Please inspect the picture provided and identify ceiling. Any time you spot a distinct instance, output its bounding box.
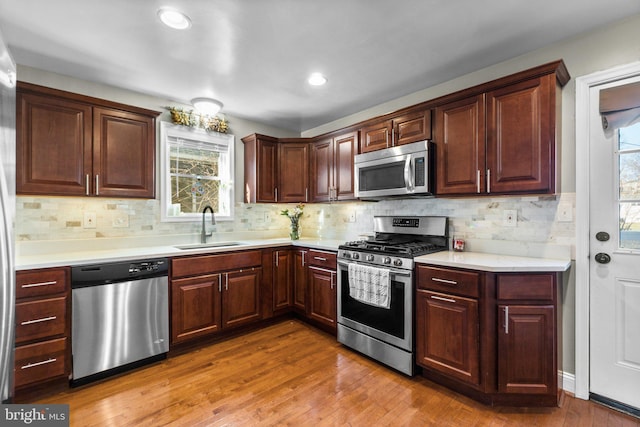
[1,1,639,133]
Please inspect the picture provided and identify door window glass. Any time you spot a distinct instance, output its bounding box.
[618,121,640,250]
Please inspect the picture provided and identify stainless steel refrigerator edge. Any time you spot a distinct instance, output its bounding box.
[0,27,16,403]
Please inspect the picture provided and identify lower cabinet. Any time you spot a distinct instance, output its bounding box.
[272,248,293,313]
[306,250,337,331]
[170,250,262,346]
[416,264,561,406]
[293,249,308,313]
[14,267,70,396]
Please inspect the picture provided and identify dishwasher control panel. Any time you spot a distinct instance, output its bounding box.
[72,258,169,288]
[129,260,166,275]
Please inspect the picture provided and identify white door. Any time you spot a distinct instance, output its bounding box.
[589,77,640,410]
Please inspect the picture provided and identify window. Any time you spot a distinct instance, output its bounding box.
[160,122,234,222]
[618,121,640,250]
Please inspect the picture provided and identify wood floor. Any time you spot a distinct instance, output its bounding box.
[36,320,639,426]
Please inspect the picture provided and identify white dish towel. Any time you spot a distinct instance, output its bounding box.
[347,263,391,309]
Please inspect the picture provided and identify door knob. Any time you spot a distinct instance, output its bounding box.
[594,253,611,264]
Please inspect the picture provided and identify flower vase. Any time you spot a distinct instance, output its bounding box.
[289,218,300,240]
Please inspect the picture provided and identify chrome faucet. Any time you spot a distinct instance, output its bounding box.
[201,205,216,243]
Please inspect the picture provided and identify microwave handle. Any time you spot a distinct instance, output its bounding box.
[404,156,414,192]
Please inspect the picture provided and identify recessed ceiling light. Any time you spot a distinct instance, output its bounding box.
[192,98,223,116]
[158,7,192,30]
[308,72,327,86]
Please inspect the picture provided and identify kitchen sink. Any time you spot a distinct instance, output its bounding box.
[174,242,243,250]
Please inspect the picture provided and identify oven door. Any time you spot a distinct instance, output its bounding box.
[337,259,413,351]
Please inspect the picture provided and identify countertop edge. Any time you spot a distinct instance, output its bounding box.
[414,251,571,273]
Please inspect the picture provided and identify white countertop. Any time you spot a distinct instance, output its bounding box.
[415,250,571,272]
[16,238,344,270]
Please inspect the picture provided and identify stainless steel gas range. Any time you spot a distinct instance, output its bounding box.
[337,216,448,376]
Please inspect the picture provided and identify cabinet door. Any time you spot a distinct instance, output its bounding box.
[307,266,336,329]
[416,290,480,386]
[486,75,554,194]
[360,120,391,153]
[393,110,432,146]
[222,268,262,329]
[257,138,279,202]
[17,91,92,196]
[434,95,486,195]
[334,131,357,201]
[171,274,221,344]
[93,107,155,198]
[498,304,555,394]
[293,250,308,312]
[279,142,309,202]
[273,250,293,312]
[310,138,333,202]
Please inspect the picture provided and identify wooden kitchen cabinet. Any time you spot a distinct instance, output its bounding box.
[310,131,358,202]
[293,248,308,313]
[434,60,569,196]
[496,273,560,402]
[278,140,310,203]
[306,250,337,332]
[17,82,158,198]
[170,250,263,345]
[14,267,70,393]
[272,248,293,313]
[243,135,309,203]
[416,264,562,406]
[416,266,481,387]
[359,109,431,153]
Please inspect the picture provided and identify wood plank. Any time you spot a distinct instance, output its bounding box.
[31,320,639,426]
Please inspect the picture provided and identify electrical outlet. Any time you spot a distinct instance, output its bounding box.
[503,209,517,227]
[557,202,573,222]
[264,212,271,222]
[112,214,129,228]
[347,211,356,223]
[83,212,97,229]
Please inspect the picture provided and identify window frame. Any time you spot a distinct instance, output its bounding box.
[160,121,235,223]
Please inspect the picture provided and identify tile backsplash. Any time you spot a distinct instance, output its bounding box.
[16,193,575,259]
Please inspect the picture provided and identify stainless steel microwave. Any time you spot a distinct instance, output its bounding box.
[354,140,434,199]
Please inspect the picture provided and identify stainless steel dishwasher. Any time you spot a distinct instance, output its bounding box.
[71,258,169,386]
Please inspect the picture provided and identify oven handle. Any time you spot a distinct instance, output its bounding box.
[337,260,412,277]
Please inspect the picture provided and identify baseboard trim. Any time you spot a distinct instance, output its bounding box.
[562,371,576,395]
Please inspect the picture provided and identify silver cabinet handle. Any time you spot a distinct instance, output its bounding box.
[225,273,229,291]
[330,272,335,290]
[314,257,327,261]
[275,250,279,267]
[21,316,57,326]
[431,277,458,286]
[218,275,222,293]
[503,306,509,334]
[430,295,456,303]
[275,187,278,202]
[95,174,100,196]
[486,169,491,193]
[21,358,57,370]
[305,188,308,202]
[476,170,481,193]
[21,280,57,289]
[85,174,90,195]
[301,251,306,266]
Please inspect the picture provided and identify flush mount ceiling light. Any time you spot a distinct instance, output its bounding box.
[308,72,327,86]
[191,97,223,116]
[158,7,192,30]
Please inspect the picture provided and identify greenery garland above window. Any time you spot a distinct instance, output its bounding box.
[167,106,229,133]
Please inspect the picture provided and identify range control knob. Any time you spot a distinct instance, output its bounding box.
[383,257,392,264]
[352,253,360,260]
[366,254,375,262]
[393,259,403,267]
[342,252,351,259]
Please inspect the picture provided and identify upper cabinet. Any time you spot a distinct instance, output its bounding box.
[242,134,309,203]
[17,82,159,198]
[359,109,431,154]
[310,131,358,202]
[434,61,569,196]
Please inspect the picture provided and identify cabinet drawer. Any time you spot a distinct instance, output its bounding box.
[16,268,68,299]
[172,250,262,278]
[307,249,337,269]
[14,337,67,388]
[496,273,556,301]
[15,297,67,343]
[417,266,479,298]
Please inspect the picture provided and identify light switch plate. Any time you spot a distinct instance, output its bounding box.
[557,202,573,222]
